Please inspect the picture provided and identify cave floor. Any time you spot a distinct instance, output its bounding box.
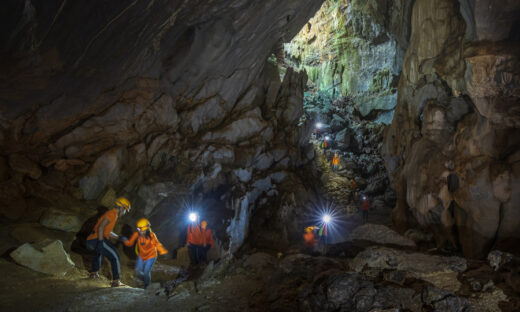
[1,146,518,312]
[2,220,519,312]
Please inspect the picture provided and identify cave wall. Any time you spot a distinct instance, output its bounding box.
[0,0,324,253]
[383,0,520,258]
[284,0,414,124]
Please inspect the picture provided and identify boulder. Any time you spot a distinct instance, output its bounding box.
[10,240,75,276]
[348,224,416,247]
[487,250,513,271]
[350,246,467,291]
[39,208,83,232]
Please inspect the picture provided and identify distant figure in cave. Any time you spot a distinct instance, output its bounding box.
[85,197,131,287]
[332,153,340,172]
[361,195,370,223]
[321,139,328,150]
[318,223,328,254]
[122,218,168,289]
[187,219,214,266]
[350,178,356,191]
[303,226,318,254]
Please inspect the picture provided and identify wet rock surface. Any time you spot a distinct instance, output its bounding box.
[382,0,520,258]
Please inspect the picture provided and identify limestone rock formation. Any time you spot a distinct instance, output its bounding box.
[383,0,520,258]
[285,0,414,121]
[0,0,324,253]
[10,240,75,276]
[39,208,83,232]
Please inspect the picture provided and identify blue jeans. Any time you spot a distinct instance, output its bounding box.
[135,256,156,288]
[86,239,120,280]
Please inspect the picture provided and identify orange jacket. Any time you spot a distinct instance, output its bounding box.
[124,231,168,261]
[187,224,203,245]
[332,156,339,165]
[87,209,118,240]
[187,225,215,248]
[350,179,356,190]
[303,232,317,247]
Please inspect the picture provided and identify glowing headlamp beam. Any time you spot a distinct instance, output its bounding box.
[322,214,331,223]
[189,212,198,222]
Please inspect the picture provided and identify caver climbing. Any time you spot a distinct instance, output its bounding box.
[122,218,168,289]
[86,197,131,287]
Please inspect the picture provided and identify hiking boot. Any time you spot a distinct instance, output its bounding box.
[111,280,126,287]
[89,272,100,279]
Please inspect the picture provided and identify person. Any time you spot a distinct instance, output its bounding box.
[350,178,356,191]
[187,220,203,266]
[86,197,131,287]
[318,223,328,254]
[361,195,370,223]
[199,220,214,264]
[303,226,317,253]
[122,218,168,289]
[321,139,328,150]
[332,153,340,172]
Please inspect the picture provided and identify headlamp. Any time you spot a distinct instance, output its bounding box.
[323,214,331,223]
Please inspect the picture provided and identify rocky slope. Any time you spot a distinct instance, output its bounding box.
[0,0,324,254]
[383,0,520,258]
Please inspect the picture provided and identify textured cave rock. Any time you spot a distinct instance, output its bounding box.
[285,0,414,122]
[0,0,324,253]
[383,0,520,258]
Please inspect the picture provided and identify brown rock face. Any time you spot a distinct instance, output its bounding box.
[0,1,324,252]
[383,0,520,258]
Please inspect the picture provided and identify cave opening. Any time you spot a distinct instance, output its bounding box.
[0,0,519,311]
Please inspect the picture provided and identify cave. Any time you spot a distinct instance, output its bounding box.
[1,0,519,311]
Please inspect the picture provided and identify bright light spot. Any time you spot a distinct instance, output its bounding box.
[316,122,323,128]
[325,136,330,140]
[189,212,197,222]
[323,214,331,223]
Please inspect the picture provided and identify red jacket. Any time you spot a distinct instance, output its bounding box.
[362,200,370,211]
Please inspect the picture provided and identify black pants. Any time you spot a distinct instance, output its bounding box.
[86,239,120,280]
[189,245,209,265]
[362,210,369,223]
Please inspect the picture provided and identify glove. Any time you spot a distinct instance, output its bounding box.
[119,236,128,242]
[95,240,104,253]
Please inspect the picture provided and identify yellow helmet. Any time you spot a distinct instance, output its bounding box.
[305,226,317,233]
[201,220,208,228]
[136,218,150,231]
[115,197,131,212]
